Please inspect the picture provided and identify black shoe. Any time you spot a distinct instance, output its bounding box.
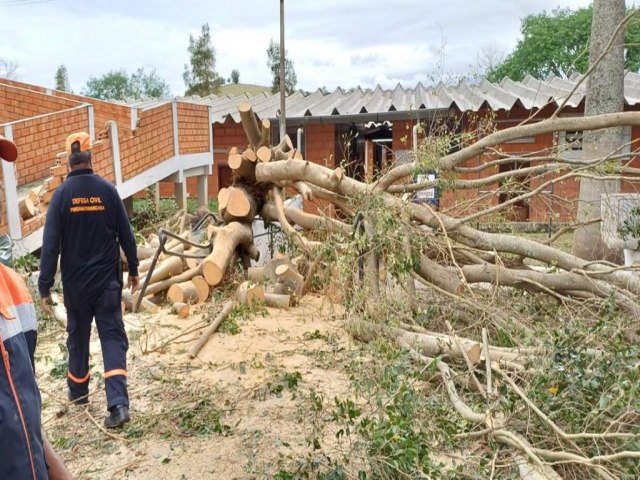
[68,391,89,406]
[104,405,130,429]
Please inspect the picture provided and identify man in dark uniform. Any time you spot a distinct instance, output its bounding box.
[38,132,139,429]
[1,134,73,479]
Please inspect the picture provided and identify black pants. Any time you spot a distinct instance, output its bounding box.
[66,281,129,409]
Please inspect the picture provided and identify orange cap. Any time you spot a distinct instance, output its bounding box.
[0,135,18,162]
[65,132,91,154]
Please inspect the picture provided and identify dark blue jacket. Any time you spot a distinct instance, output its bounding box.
[0,263,47,479]
[38,168,139,309]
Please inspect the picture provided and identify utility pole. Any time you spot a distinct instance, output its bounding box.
[279,0,286,141]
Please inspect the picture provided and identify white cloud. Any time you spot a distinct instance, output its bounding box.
[0,0,594,95]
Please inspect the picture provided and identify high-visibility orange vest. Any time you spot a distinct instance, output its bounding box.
[0,264,47,479]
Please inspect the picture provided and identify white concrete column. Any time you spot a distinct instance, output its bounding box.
[1,125,22,240]
[154,182,161,213]
[109,121,122,188]
[197,175,208,207]
[175,182,187,211]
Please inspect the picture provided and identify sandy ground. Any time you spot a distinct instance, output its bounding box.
[36,295,358,479]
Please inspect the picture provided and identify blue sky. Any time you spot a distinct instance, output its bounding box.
[0,0,593,95]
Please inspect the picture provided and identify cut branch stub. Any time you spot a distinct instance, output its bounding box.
[229,150,257,182]
[220,185,258,223]
[260,118,271,147]
[396,329,481,365]
[238,102,262,150]
[257,146,272,163]
[272,134,294,160]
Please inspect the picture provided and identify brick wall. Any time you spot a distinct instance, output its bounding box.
[1,78,131,136]
[120,103,174,181]
[305,123,336,167]
[91,138,116,183]
[392,119,417,152]
[12,107,90,186]
[177,103,210,154]
[0,82,80,124]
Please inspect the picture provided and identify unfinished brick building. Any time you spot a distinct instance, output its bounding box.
[1,78,212,254]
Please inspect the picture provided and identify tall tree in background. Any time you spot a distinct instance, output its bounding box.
[487,6,640,82]
[573,0,626,260]
[82,68,170,101]
[183,23,224,96]
[0,58,18,79]
[267,39,297,94]
[54,64,71,92]
[130,68,170,99]
[231,69,240,84]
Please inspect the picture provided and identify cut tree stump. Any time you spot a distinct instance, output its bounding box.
[237,281,265,306]
[19,197,36,220]
[167,280,200,304]
[171,302,190,318]
[274,264,304,297]
[191,275,210,303]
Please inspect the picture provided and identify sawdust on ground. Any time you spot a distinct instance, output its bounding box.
[36,294,359,479]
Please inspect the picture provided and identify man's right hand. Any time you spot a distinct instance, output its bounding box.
[40,296,54,317]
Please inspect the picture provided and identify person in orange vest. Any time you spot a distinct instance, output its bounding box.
[1,135,73,479]
[38,132,139,429]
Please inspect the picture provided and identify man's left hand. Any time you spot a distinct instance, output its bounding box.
[40,297,54,318]
[128,275,139,293]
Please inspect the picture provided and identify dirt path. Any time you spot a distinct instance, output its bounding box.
[37,295,357,479]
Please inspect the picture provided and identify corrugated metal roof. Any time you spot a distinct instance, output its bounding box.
[129,72,640,124]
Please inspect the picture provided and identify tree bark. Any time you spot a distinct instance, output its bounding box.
[238,102,262,150]
[202,222,254,286]
[573,0,626,261]
[140,256,183,286]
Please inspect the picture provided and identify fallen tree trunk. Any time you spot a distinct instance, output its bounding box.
[140,256,183,286]
[137,265,203,301]
[202,222,254,286]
